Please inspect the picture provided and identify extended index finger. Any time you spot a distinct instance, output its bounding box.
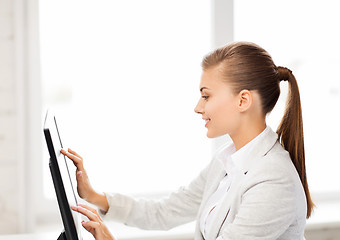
[71,205,99,222]
[60,149,83,168]
[78,204,102,221]
[68,148,83,160]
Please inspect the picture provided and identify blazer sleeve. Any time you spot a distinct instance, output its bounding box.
[218,155,307,240]
[101,161,212,230]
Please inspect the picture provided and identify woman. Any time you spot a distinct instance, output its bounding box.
[62,42,314,240]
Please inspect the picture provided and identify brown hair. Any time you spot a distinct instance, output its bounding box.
[202,41,314,218]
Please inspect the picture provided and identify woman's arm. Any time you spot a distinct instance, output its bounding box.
[102,162,212,230]
[87,191,110,213]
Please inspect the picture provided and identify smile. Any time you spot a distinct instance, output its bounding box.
[204,119,210,127]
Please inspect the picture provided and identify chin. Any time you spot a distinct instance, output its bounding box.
[206,131,223,139]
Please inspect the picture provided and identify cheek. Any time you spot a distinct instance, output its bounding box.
[208,97,236,118]
[221,102,238,119]
[209,97,239,129]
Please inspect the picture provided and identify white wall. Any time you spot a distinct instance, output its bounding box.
[0,0,40,234]
[0,0,20,234]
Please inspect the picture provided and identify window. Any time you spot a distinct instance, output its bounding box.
[234,0,340,195]
[40,0,212,203]
[36,0,338,232]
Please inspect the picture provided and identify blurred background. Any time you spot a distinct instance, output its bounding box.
[0,0,339,239]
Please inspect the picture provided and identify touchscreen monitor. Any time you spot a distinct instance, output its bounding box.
[43,110,82,240]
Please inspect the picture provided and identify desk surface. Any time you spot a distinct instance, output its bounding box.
[0,232,59,240]
[0,231,95,240]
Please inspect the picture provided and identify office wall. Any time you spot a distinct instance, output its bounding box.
[0,0,20,234]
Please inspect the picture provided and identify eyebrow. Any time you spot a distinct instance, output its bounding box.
[200,87,209,92]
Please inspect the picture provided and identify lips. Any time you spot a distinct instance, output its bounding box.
[203,118,210,127]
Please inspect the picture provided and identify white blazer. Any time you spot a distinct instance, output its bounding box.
[102,127,307,240]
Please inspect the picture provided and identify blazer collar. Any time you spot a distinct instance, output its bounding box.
[216,126,279,175]
[231,126,278,174]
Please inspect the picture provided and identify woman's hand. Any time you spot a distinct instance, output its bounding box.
[61,148,109,212]
[71,204,115,240]
[61,148,95,201]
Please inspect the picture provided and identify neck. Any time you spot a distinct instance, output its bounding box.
[230,121,266,151]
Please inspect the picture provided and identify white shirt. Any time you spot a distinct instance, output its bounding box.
[200,126,270,239]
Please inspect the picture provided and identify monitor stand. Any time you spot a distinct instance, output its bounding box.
[57,231,67,240]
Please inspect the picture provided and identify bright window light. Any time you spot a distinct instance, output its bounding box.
[40,0,212,198]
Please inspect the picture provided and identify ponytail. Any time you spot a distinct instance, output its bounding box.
[276,66,314,218]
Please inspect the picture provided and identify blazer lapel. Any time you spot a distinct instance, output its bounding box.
[195,160,226,240]
[198,160,226,218]
[205,170,245,240]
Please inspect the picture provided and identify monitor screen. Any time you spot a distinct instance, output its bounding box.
[43,110,82,240]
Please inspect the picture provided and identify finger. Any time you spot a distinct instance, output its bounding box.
[61,150,82,164]
[68,148,83,160]
[78,204,102,221]
[82,221,99,236]
[60,149,79,160]
[61,149,83,168]
[71,205,99,222]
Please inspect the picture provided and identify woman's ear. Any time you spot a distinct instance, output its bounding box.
[238,89,253,112]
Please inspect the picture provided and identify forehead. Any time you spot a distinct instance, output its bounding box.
[200,67,230,91]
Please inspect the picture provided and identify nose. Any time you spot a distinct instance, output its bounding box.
[194,98,203,115]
